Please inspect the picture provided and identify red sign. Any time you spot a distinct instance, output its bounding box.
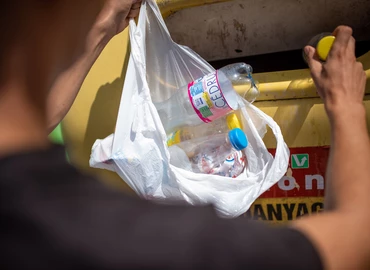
[258,147,330,199]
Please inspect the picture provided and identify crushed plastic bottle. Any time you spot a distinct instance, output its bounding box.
[154,63,258,133]
[177,128,248,178]
[167,113,243,147]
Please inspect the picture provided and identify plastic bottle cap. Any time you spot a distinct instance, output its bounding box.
[316,36,335,61]
[228,128,248,151]
[226,113,242,130]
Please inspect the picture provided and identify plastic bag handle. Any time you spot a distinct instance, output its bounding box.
[129,18,146,82]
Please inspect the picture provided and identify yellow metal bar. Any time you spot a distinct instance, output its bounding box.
[251,50,370,147]
[157,0,232,18]
[234,50,370,101]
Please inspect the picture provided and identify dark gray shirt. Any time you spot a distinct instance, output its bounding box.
[0,145,322,269]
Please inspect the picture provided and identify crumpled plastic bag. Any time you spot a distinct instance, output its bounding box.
[90,0,289,218]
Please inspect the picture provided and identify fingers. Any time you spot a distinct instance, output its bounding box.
[128,0,142,18]
[347,36,356,58]
[330,26,353,56]
[304,45,322,79]
[131,1,142,10]
[355,62,367,100]
[356,62,366,82]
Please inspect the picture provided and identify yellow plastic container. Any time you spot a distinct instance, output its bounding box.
[62,0,370,220]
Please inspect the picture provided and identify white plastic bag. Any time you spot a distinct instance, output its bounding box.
[90,0,289,218]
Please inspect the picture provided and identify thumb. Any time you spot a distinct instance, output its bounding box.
[304,46,322,78]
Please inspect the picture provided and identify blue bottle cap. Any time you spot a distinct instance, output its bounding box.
[228,128,248,151]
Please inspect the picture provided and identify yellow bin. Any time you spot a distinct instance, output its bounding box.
[62,0,370,221]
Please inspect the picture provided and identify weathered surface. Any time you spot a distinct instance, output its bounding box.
[165,0,370,61]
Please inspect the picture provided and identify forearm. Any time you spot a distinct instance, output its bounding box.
[293,27,370,269]
[292,104,370,269]
[325,104,370,212]
[46,26,110,133]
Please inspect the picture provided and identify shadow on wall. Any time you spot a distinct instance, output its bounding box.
[82,42,135,192]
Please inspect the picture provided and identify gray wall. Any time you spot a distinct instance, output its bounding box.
[165,0,370,61]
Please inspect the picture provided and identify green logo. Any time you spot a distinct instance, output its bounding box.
[199,106,213,118]
[291,154,309,169]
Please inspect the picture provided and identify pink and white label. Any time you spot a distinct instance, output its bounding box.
[188,71,232,123]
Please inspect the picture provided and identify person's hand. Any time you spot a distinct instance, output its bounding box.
[46,0,142,132]
[95,0,142,41]
[304,26,366,118]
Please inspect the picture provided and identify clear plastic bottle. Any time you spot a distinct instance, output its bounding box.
[220,63,260,103]
[167,112,242,147]
[154,63,258,133]
[178,128,248,178]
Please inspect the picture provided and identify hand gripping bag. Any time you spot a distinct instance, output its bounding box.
[90,0,290,218]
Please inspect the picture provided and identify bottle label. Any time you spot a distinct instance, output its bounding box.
[223,151,247,178]
[193,150,247,178]
[188,71,233,123]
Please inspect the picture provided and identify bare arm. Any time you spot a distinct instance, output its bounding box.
[46,0,142,133]
[46,28,108,133]
[293,26,370,269]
